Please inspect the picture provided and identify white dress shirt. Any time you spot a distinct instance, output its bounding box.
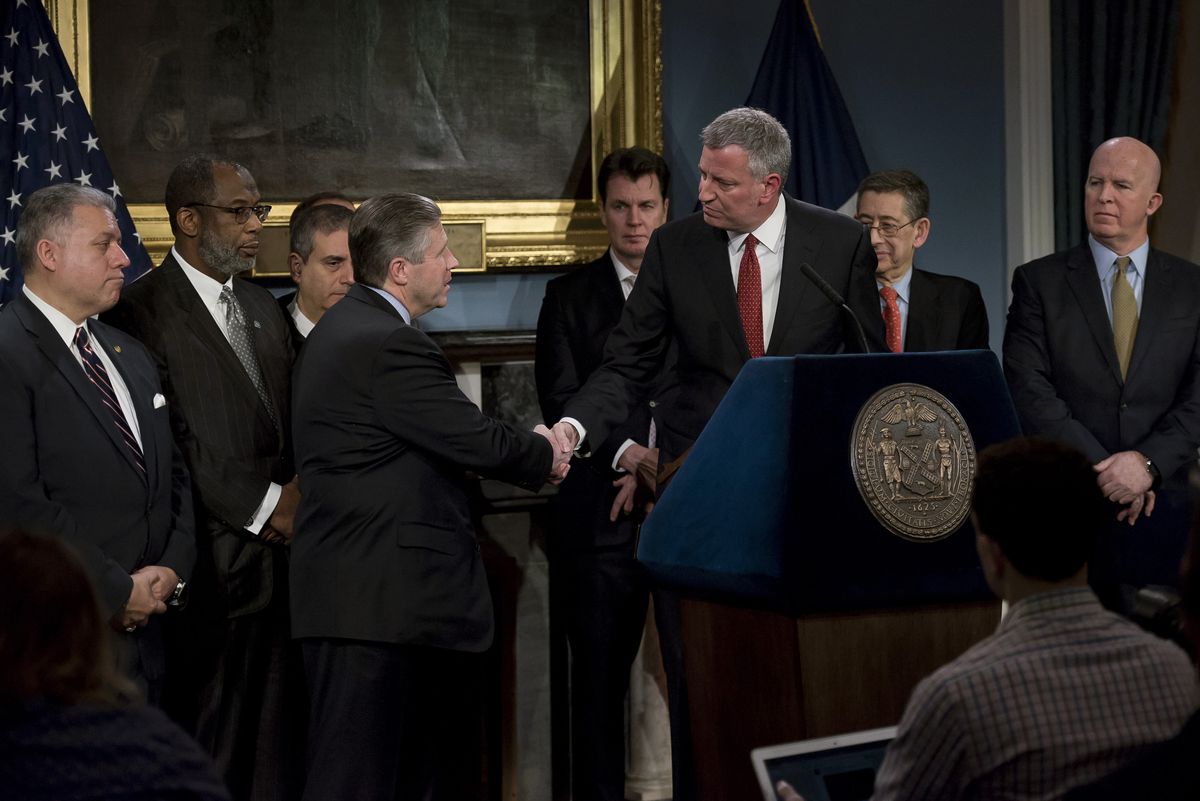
[23,285,142,448]
[174,247,279,535]
[726,197,787,350]
[287,296,316,338]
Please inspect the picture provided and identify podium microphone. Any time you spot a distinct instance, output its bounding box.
[798,262,872,353]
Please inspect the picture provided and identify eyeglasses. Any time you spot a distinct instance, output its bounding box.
[184,203,272,224]
[859,218,918,238]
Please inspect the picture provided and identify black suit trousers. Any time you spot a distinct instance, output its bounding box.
[300,639,483,801]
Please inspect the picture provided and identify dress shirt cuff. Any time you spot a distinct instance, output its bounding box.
[612,439,637,472]
[246,482,282,535]
[560,417,588,455]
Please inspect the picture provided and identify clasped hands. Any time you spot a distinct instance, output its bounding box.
[534,422,577,484]
[1094,450,1155,525]
[117,564,179,631]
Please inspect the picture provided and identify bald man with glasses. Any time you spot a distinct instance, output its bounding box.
[854,170,989,352]
[106,155,304,801]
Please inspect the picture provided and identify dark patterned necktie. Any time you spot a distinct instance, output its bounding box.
[74,326,145,475]
[737,233,764,358]
[218,285,277,426]
[880,285,903,353]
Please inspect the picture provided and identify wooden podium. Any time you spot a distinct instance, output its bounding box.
[637,352,1019,800]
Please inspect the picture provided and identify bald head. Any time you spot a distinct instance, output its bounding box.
[1084,136,1163,255]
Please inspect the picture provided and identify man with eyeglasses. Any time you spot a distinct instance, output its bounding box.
[854,170,988,352]
[106,155,304,801]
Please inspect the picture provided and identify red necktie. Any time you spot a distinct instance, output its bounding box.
[880,285,902,353]
[738,234,764,358]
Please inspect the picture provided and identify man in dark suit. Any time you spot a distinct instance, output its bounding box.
[291,193,568,801]
[854,170,988,352]
[1004,136,1200,607]
[535,146,670,801]
[551,108,878,801]
[0,184,195,702]
[277,193,355,353]
[106,156,302,801]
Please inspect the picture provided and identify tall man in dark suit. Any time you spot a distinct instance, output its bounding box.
[278,193,355,353]
[854,170,989,352]
[106,156,302,801]
[535,146,670,801]
[291,193,569,801]
[1004,136,1200,608]
[0,184,195,702]
[550,107,878,801]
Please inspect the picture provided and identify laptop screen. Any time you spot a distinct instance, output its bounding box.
[751,726,896,801]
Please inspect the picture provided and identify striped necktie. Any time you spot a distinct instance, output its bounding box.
[74,326,145,475]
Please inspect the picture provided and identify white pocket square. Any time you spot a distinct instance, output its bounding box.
[153,393,167,409]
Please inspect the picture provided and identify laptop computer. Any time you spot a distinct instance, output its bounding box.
[750,726,896,801]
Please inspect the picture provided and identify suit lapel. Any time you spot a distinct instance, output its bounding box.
[14,296,146,482]
[160,257,278,434]
[90,324,154,485]
[693,221,749,360]
[904,269,934,352]
[768,197,817,355]
[1064,246,1122,384]
[1126,249,1171,384]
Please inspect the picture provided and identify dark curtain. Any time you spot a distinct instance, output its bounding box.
[1051,0,1180,249]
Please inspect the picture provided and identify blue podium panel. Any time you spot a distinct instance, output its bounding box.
[637,350,1020,614]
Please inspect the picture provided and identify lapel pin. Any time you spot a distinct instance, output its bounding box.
[253,320,262,329]
[113,345,122,353]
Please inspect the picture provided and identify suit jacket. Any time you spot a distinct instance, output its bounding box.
[1004,244,1200,482]
[535,254,658,549]
[290,284,553,651]
[0,293,195,616]
[564,194,877,464]
[276,290,306,357]
[105,253,294,618]
[863,267,989,352]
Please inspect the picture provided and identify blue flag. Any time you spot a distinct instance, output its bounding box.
[745,0,869,211]
[0,0,150,305]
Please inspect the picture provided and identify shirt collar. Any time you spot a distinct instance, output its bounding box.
[727,196,787,254]
[22,285,83,348]
[999,586,1100,631]
[288,296,316,337]
[878,266,914,304]
[173,246,233,308]
[1088,235,1150,283]
[608,249,637,286]
[367,285,412,325]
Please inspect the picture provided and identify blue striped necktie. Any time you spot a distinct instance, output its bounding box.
[74,326,145,475]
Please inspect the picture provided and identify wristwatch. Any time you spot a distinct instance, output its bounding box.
[167,578,188,608]
[1144,458,1162,489]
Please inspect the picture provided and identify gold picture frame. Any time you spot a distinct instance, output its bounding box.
[47,0,662,274]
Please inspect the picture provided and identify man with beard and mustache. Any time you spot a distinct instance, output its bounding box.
[106,156,304,801]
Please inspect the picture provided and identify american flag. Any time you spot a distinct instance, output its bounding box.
[0,0,150,305]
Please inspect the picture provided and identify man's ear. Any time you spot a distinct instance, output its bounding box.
[912,218,931,249]
[386,256,408,286]
[175,206,202,238]
[288,252,303,283]
[34,238,58,272]
[760,172,783,205]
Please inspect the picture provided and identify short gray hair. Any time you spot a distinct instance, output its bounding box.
[350,193,441,287]
[700,107,791,182]
[16,184,116,272]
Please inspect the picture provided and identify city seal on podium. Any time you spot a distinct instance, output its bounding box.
[850,383,976,542]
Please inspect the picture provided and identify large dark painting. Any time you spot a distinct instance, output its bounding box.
[89,0,592,203]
